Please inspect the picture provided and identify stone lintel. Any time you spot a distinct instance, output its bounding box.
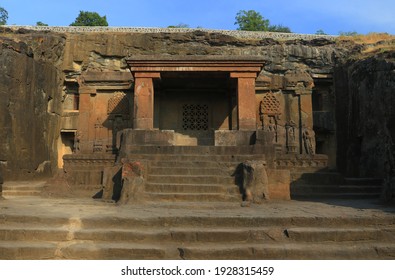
[78,86,97,94]
[134,72,161,78]
[230,72,258,78]
[129,66,262,73]
[127,56,264,75]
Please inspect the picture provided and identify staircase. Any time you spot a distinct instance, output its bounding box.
[2,181,45,197]
[1,206,395,259]
[124,146,267,202]
[291,172,383,199]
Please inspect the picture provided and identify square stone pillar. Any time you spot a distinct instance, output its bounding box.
[77,86,96,153]
[133,73,160,130]
[300,94,314,129]
[231,73,257,131]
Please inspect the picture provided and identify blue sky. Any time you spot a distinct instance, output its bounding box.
[1,0,394,35]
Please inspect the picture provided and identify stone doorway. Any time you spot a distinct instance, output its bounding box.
[154,72,233,145]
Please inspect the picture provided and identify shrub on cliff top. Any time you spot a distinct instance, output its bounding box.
[0,7,8,25]
[235,10,291,33]
[70,11,108,26]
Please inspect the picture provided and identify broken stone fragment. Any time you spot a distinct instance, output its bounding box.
[118,159,146,204]
[241,160,269,204]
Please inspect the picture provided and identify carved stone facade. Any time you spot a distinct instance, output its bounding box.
[61,55,326,199]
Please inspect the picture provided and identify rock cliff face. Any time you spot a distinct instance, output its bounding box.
[0,27,393,189]
[335,51,395,177]
[334,49,395,199]
[0,30,65,179]
[61,30,340,76]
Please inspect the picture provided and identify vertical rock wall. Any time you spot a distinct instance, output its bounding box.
[0,31,65,179]
[335,51,395,180]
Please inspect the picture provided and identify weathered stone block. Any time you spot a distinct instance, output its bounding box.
[267,169,291,200]
[241,160,269,205]
[121,129,176,146]
[214,130,256,146]
[118,160,146,204]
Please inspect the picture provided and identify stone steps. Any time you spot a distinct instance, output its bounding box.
[291,185,383,199]
[129,146,253,203]
[291,172,345,185]
[2,181,45,197]
[144,192,240,202]
[126,145,266,155]
[149,166,228,176]
[1,213,395,259]
[147,174,235,185]
[145,183,239,194]
[150,160,234,168]
[291,175,383,200]
[284,227,395,242]
[344,177,383,186]
[130,154,265,163]
[178,242,395,260]
[3,240,395,260]
[2,224,393,243]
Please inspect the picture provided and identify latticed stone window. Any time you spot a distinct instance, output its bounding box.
[182,104,209,130]
[108,92,130,115]
[260,93,281,115]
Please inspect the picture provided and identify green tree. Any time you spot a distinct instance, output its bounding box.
[235,10,269,31]
[70,11,108,26]
[36,21,48,26]
[235,10,291,33]
[0,6,8,25]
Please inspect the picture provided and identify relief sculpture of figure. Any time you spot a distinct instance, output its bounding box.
[74,131,82,153]
[285,121,297,154]
[259,100,265,130]
[302,127,316,155]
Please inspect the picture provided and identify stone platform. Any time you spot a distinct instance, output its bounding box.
[1,182,395,260]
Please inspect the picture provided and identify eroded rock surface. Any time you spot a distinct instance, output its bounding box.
[0,31,65,179]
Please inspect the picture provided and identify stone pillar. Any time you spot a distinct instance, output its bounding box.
[133,73,160,130]
[300,94,314,129]
[77,86,96,153]
[231,73,257,131]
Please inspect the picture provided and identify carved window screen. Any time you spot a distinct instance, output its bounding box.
[108,92,130,115]
[182,104,209,130]
[261,93,280,115]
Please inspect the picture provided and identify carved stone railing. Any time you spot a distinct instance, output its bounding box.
[2,25,337,41]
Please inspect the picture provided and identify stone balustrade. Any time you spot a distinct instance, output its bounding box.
[2,25,337,41]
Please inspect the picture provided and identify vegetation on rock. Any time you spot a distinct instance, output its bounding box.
[235,10,291,33]
[36,21,48,26]
[0,6,8,25]
[70,11,108,26]
[168,23,190,28]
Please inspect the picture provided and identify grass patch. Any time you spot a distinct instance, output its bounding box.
[337,32,394,44]
[337,33,395,57]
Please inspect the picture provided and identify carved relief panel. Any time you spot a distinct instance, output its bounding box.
[259,92,281,142]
